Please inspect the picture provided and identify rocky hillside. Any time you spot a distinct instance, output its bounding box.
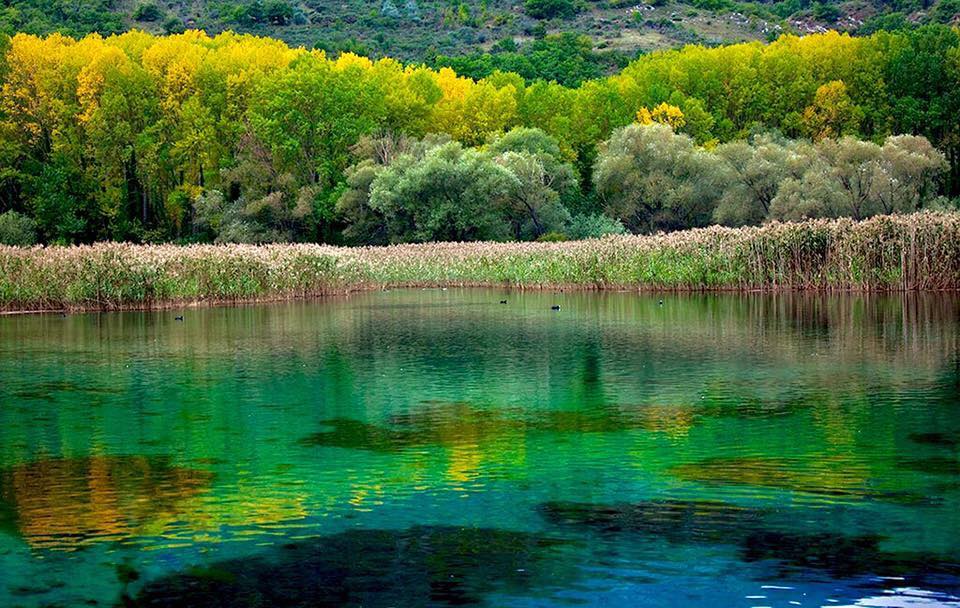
[0,0,956,70]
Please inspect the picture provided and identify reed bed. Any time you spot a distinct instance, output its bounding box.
[2,213,959,312]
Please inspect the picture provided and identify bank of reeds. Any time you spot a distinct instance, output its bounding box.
[2,213,959,312]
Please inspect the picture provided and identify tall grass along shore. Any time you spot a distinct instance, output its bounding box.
[2,213,959,312]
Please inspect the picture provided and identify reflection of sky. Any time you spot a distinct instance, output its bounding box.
[0,290,958,607]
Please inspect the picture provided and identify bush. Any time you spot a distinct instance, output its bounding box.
[0,211,38,246]
[265,0,294,25]
[566,214,627,239]
[133,3,163,22]
[162,16,185,34]
[931,0,960,23]
[524,0,578,19]
[858,12,913,34]
[812,2,841,22]
[537,231,568,241]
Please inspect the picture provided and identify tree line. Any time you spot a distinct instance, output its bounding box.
[0,27,957,246]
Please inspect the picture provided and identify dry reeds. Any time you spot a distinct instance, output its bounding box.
[2,213,958,312]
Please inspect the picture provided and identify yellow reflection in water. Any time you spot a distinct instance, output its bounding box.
[0,456,211,550]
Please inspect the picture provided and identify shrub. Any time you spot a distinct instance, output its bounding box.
[265,0,294,24]
[932,0,960,23]
[812,2,841,22]
[133,3,163,22]
[524,0,578,19]
[537,231,567,241]
[566,214,627,239]
[0,211,38,246]
[162,16,185,34]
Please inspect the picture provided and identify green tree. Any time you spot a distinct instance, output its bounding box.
[713,135,814,225]
[26,154,92,243]
[593,124,725,233]
[368,141,514,242]
[250,56,386,191]
[488,127,577,239]
[133,3,163,22]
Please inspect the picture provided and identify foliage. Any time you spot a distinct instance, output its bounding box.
[801,81,863,140]
[134,3,164,22]
[0,29,957,246]
[565,213,627,239]
[768,135,949,220]
[368,141,516,242]
[0,210,36,245]
[338,128,580,242]
[488,127,578,239]
[524,0,578,19]
[637,103,686,130]
[435,34,625,88]
[594,124,726,233]
[713,135,815,225]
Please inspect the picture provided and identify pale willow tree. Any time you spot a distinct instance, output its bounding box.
[368,141,515,242]
[872,135,949,214]
[593,123,726,233]
[714,135,816,226]
[768,168,847,221]
[488,127,578,240]
[770,135,948,221]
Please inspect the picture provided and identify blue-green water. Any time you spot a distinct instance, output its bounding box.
[0,290,958,607]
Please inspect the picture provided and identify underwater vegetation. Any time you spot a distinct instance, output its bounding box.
[539,499,960,588]
[125,525,570,607]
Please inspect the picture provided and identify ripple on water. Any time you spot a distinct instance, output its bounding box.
[669,457,939,506]
[0,456,213,550]
[538,499,960,593]
[127,525,572,607]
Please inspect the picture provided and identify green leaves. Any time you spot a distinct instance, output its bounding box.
[369,141,515,242]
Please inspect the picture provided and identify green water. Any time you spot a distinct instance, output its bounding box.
[0,290,958,607]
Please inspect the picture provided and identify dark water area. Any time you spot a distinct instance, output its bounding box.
[0,290,958,607]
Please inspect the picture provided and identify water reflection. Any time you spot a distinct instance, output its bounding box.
[540,499,960,589]
[0,290,957,608]
[670,457,937,505]
[0,456,212,549]
[911,433,960,447]
[128,525,570,607]
[299,400,676,453]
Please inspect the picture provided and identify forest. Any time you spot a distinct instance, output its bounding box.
[0,26,957,246]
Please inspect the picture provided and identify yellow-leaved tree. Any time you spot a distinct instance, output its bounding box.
[636,103,686,130]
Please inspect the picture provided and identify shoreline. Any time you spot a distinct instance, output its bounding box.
[3,282,960,316]
[3,213,959,314]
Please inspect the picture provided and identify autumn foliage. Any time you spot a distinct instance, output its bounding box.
[0,27,957,245]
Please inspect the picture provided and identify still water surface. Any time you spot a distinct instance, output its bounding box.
[0,290,958,607]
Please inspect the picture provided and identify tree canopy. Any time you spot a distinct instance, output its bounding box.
[0,28,956,245]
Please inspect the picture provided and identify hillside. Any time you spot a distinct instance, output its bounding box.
[0,0,957,70]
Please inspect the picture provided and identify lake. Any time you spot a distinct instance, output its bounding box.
[1,289,958,607]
